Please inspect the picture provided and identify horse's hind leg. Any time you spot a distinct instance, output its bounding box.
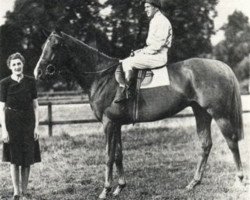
[215,117,244,184]
[186,104,212,190]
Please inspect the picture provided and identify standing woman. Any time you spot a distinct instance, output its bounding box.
[0,52,41,200]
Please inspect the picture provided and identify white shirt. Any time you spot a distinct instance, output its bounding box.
[143,11,172,55]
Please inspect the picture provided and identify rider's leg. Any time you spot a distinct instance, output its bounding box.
[114,69,135,103]
[114,53,165,103]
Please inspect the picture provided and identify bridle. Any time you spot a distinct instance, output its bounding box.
[42,33,118,78]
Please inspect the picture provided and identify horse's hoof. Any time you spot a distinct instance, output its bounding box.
[185,179,201,191]
[113,183,126,197]
[99,187,111,199]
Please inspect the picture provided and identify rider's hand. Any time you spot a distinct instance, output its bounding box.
[130,50,135,57]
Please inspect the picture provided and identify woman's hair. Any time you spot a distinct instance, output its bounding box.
[7,52,25,68]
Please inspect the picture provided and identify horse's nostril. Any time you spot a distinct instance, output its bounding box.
[46,64,55,75]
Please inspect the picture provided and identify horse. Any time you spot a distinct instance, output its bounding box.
[34,31,244,199]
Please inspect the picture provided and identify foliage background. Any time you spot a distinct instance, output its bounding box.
[0,0,249,92]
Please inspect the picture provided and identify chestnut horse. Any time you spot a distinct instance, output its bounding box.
[34,31,244,199]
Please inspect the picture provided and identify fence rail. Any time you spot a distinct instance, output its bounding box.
[1,93,250,136]
[38,100,199,136]
[38,97,250,136]
[40,101,99,136]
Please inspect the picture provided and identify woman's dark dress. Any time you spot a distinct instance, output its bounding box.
[0,75,41,166]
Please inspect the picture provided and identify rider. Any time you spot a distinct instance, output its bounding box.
[114,0,172,103]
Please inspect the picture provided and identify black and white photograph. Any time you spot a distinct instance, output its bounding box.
[0,0,249,199]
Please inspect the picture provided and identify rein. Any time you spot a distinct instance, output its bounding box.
[45,32,119,77]
[81,62,119,75]
[55,53,118,77]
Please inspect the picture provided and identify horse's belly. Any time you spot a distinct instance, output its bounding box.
[136,86,188,122]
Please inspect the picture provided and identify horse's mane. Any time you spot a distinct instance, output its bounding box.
[61,32,117,62]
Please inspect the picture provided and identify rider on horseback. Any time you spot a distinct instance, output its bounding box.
[115,0,172,103]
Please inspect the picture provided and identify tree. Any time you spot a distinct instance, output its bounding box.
[1,0,219,90]
[213,11,250,86]
[0,0,109,90]
[103,0,218,62]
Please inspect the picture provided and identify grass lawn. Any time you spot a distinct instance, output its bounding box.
[0,113,249,199]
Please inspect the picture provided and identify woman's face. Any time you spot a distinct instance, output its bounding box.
[9,58,24,76]
[144,3,158,18]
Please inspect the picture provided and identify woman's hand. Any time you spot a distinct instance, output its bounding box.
[2,129,9,143]
[34,127,39,141]
[33,99,39,141]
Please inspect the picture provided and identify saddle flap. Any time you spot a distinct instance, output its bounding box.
[141,70,154,86]
[115,65,170,89]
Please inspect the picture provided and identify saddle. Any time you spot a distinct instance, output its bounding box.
[115,65,154,88]
[115,64,168,121]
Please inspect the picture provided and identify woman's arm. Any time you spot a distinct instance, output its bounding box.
[0,102,9,143]
[33,99,40,140]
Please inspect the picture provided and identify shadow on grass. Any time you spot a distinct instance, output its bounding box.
[2,123,246,200]
[40,125,196,153]
[122,126,195,150]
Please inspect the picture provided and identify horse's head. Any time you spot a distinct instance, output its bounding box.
[34,31,68,79]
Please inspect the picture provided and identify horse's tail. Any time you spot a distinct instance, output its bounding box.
[230,74,244,141]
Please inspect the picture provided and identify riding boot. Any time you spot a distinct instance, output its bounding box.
[114,70,135,103]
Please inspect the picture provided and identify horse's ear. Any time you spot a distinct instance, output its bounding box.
[55,16,67,36]
[55,27,62,36]
[42,28,51,38]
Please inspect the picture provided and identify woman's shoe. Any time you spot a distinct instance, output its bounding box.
[13,195,20,200]
[22,193,32,200]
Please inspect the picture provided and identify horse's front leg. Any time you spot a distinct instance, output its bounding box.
[113,124,126,197]
[99,117,117,199]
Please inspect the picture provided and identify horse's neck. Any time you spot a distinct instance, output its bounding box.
[89,71,117,101]
[61,34,118,104]
[63,33,117,73]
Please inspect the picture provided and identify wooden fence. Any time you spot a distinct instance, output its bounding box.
[39,99,250,137]
[39,100,199,136]
[1,91,250,137]
[39,100,98,136]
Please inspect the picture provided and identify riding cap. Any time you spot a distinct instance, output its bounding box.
[143,0,161,9]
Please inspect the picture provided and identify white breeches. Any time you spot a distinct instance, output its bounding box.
[122,50,168,73]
